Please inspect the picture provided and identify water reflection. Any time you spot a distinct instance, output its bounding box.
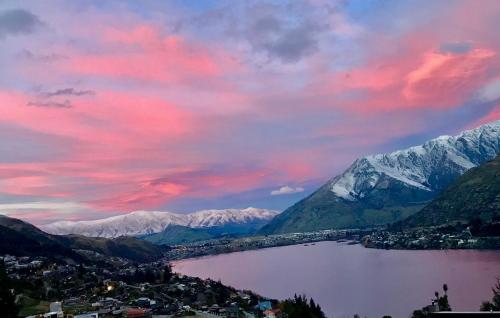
[173,241,500,318]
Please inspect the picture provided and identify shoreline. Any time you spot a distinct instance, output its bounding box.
[170,239,361,264]
[163,228,500,262]
[162,229,369,261]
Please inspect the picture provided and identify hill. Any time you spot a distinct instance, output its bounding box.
[56,235,166,263]
[260,120,500,234]
[0,215,164,263]
[398,155,500,228]
[141,224,217,245]
[0,215,86,262]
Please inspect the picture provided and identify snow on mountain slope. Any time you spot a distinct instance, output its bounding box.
[185,207,278,227]
[259,120,500,235]
[329,120,500,201]
[41,207,279,238]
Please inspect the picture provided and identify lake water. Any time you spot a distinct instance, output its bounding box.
[172,241,500,318]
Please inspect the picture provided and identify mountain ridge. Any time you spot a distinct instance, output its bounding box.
[42,207,279,238]
[260,120,500,234]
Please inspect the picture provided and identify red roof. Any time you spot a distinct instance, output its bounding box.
[126,307,151,318]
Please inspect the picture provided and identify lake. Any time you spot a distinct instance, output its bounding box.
[172,241,500,318]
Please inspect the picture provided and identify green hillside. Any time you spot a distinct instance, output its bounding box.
[141,224,217,245]
[400,156,500,228]
[259,180,427,234]
[56,234,165,263]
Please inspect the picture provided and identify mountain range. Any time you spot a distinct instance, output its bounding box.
[260,120,500,234]
[35,121,500,239]
[42,207,279,238]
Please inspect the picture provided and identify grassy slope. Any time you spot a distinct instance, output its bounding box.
[141,224,216,245]
[56,234,166,262]
[259,180,428,234]
[17,296,50,317]
[400,156,500,228]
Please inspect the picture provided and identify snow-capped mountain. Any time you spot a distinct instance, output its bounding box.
[329,120,500,201]
[185,208,278,228]
[42,207,279,238]
[260,120,500,234]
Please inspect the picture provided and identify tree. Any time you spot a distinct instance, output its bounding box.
[411,284,451,317]
[480,278,500,311]
[436,285,451,311]
[469,217,483,236]
[164,263,173,284]
[0,260,19,318]
[280,295,326,318]
[77,264,86,279]
[411,310,427,318]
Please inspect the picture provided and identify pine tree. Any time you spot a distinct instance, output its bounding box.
[164,263,173,284]
[0,260,19,318]
[281,295,325,318]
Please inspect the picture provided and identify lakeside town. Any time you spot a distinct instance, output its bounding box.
[1,210,499,318]
[363,227,500,250]
[2,222,500,318]
[163,229,368,260]
[162,224,500,261]
[0,230,362,318]
[1,253,291,318]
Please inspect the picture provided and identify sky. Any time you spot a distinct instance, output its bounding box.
[0,0,499,225]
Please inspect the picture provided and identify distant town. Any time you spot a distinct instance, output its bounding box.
[163,224,500,261]
[363,228,500,250]
[164,229,367,260]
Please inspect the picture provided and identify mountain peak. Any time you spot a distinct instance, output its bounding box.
[328,120,500,202]
[259,120,500,234]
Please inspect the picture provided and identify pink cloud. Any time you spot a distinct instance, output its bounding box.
[59,24,241,84]
[1,1,500,224]
[0,176,65,197]
[83,165,276,211]
[403,48,496,107]
[306,42,498,113]
[471,105,500,127]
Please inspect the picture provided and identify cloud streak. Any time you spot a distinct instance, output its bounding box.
[43,88,94,97]
[27,100,72,108]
